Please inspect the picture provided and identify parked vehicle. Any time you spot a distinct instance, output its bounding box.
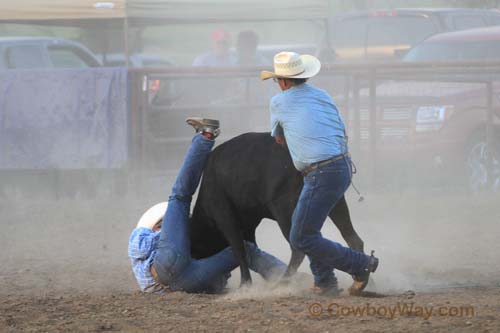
[0,37,133,198]
[98,52,183,106]
[0,37,101,69]
[328,8,500,62]
[403,25,500,62]
[355,26,500,192]
[100,53,174,68]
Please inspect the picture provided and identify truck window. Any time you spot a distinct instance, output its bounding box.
[364,16,439,60]
[451,15,486,30]
[329,18,368,60]
[5,45,46,68]
[48,47,92,68]
[488,14,500,26]
[366,16,439,47]
[403,43,453,62]
[458,42,490,60]
[404,41,500,62]
[330,18,367,48]
[103,59,126,67]
[486,41,500,59]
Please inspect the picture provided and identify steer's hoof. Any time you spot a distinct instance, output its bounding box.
[239,279,252,289]
[278,276,292,286]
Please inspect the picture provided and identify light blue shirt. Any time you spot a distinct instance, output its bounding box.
[128,227,166,293]
[192,51,236,66]
[270,83,348,171]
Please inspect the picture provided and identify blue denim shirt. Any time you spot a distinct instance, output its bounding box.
[128,227,166,293]
[270,83,348,171]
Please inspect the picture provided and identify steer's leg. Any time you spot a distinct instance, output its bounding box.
[329,195,364,253]
[283,247,306,278]
[212,208,253,286]
[270,203,306,279]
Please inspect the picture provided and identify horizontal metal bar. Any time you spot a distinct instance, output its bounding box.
[131,61,500,78]
[148,104,268,113]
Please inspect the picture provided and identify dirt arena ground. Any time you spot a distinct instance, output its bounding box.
[1,188,499,332]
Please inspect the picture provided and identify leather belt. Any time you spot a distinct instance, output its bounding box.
[301,153,349,176]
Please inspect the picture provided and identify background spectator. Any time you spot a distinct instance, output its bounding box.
[236,30,269,66]
[192,28,235,66]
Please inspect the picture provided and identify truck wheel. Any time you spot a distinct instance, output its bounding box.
[465,136,500,193]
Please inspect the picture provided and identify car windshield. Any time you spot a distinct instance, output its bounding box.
[366,16,439,46]
[331,15,439,48]
[404,40,500,61]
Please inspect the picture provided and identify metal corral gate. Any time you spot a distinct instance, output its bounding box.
[129,62,500,192]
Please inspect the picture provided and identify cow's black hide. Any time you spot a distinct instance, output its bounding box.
[190,132,364,285]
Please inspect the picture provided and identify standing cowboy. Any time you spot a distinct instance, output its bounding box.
[261,52,379,295]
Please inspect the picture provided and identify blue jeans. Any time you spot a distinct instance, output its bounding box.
[154,134,286,293]
[290,155,370,288]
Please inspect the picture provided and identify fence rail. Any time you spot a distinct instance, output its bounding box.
[129,62,500,191]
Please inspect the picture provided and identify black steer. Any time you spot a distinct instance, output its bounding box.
[190,132,364,285]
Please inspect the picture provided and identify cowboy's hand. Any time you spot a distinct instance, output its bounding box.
[275,135,286,147]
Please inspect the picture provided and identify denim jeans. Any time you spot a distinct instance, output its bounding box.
[290,155,370,288]
[154,134,286,293]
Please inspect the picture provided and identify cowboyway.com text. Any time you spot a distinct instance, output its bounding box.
[307,302,475,320]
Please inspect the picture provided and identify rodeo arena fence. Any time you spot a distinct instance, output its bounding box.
[2,1,500,197]
[129,62,500,195]
[1,62,499,197]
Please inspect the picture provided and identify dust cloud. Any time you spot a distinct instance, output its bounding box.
[220,188,500,299]
[1,143,500,298]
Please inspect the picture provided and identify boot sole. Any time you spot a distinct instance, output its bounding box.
[185,117,220,129]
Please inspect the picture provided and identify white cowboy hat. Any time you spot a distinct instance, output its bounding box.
[136,202,168,230]
[260,51,321,80]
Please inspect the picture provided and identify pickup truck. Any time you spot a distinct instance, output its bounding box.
[0,37,101,69]
[353,26,500,192]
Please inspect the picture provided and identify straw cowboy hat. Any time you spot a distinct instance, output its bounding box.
[136,202,168,230]
[260,51,321,80]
